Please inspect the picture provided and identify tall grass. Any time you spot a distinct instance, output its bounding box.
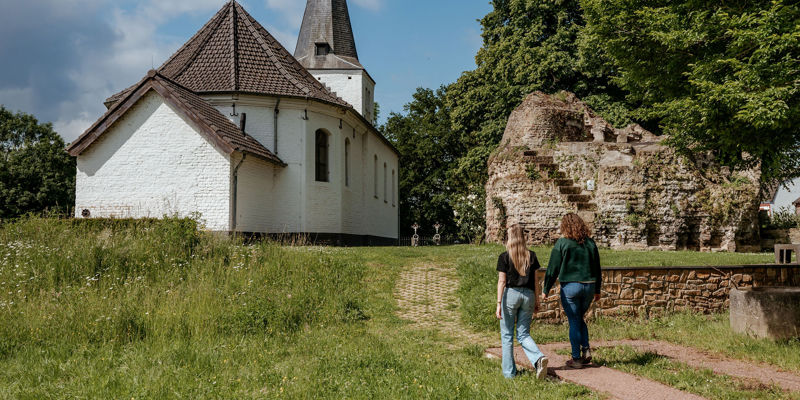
[0,217,366,359]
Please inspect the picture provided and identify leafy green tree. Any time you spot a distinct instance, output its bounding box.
[446,0,629,191]
[383,87,461,238]
[0,107,76,218]
[581,0,800,182]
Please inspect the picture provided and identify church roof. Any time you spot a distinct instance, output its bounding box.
[294,0,365,70]
[68,70,285,166]
[105,0,348,108]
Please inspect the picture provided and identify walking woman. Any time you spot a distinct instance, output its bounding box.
[496,224,548,379]
[541,213,602,369]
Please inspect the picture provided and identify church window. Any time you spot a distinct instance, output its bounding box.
[315,43,331,56]
[392,169,396,207]
[345,138,351,187]
[315,130,329,182]
[383,163,387,202]
[373,155,378,198]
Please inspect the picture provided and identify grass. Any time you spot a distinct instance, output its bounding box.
[0,217,790,398]
[590,346,798,399]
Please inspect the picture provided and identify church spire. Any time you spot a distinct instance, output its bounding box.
[294,0,363,70]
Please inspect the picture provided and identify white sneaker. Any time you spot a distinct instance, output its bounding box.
[535,356,549,380]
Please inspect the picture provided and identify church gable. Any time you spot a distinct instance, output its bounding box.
[68,71,284,166]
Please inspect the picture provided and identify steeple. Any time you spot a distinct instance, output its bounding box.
[294,0,363,70]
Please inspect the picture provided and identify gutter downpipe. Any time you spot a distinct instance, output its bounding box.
[231,153,247,233]
[273,98,281,154]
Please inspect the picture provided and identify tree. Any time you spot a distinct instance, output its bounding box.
[581,0,800,183]
[439,0,628,239]
[0,107,76,218]
[383,87,461,237]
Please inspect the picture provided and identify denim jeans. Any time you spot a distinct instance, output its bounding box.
[500,287,544,378]
[560,282,595,360]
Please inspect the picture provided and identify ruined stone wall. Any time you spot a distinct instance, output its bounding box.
[486,92,762,252]
[533,265,800,322]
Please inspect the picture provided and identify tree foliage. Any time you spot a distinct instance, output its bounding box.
[0,107,76,218]
[581,0,800,183]
[383,88,460,237]
[388,0,799,240]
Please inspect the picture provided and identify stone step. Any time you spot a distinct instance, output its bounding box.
[567,194,592,203]
[523,150,537,157]
[537,163,558,171]
[534,156,554,164]
[577,203,597,211]
[553,178,574,187]
[559,186,582,195]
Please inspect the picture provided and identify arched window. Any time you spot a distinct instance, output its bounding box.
[392,169,396,206]
[344,138,350,187]
[315,130,329,182]
[383,162,387,202]
[373,155,378,198]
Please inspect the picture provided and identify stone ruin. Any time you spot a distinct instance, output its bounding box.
[485,92,763,252]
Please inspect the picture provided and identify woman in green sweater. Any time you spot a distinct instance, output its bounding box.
[541,213,602,369]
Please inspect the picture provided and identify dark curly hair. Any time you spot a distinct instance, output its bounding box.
[560,213,591,244]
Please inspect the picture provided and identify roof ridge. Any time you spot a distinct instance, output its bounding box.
[230,3,239,92]
[159,4,229,80]
[234,3,310,97]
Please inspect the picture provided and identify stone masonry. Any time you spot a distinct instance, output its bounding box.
[534,265,800,322]
[486,92,763,252]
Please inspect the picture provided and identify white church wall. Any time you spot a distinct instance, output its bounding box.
[310,70,375,122]
[74,91,231,231]
[205,95,278,154]
[362,124,399,239]
[304,108,345,234]
[232,153,276,233]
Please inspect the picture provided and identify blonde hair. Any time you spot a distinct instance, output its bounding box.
[505,224,530,276]
[560,213,590,244]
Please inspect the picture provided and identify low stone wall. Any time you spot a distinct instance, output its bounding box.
[534,264,800,322]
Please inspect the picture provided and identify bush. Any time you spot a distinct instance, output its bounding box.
[768,208,800,229]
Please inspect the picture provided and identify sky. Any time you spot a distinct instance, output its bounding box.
[0,0,492,143]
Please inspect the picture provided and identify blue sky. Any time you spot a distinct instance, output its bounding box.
[0,0,492,142]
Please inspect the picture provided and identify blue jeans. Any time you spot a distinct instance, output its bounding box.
[560,282,595,360]
[500,287,545,378]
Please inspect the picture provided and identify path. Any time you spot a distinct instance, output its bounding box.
[394,262,493,347]
[485,345,705,400]
[593,340,800,392]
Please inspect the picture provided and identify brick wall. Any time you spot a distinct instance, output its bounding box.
[534,265,800,321]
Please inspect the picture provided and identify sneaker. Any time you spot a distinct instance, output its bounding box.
[535,356,549,380]
[566,358,584,369]
[581,347,592,364]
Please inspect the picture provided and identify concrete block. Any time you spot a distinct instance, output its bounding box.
[730,287,800,340]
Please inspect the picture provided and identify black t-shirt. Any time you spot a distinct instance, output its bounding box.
[496,250,541,290]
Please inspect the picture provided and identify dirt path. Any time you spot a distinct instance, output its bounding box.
[592,340,800,392]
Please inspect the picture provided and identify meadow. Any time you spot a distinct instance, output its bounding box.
[0,217,794,399]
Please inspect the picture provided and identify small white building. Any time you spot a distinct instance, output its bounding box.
[67,0,399,245]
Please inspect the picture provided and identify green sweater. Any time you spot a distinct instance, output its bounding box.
[543,237,602,294]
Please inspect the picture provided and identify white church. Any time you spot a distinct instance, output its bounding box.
[67,0,399,245]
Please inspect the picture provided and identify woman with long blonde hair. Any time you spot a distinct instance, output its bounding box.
[495,224,548,379]
[542,213,602,369]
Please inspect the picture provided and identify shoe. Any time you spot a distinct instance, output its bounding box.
[566,358,584,369]
[535,356,549,380]
[581,347,592,364]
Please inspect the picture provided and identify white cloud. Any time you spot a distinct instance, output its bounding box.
[54,113,95,144]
